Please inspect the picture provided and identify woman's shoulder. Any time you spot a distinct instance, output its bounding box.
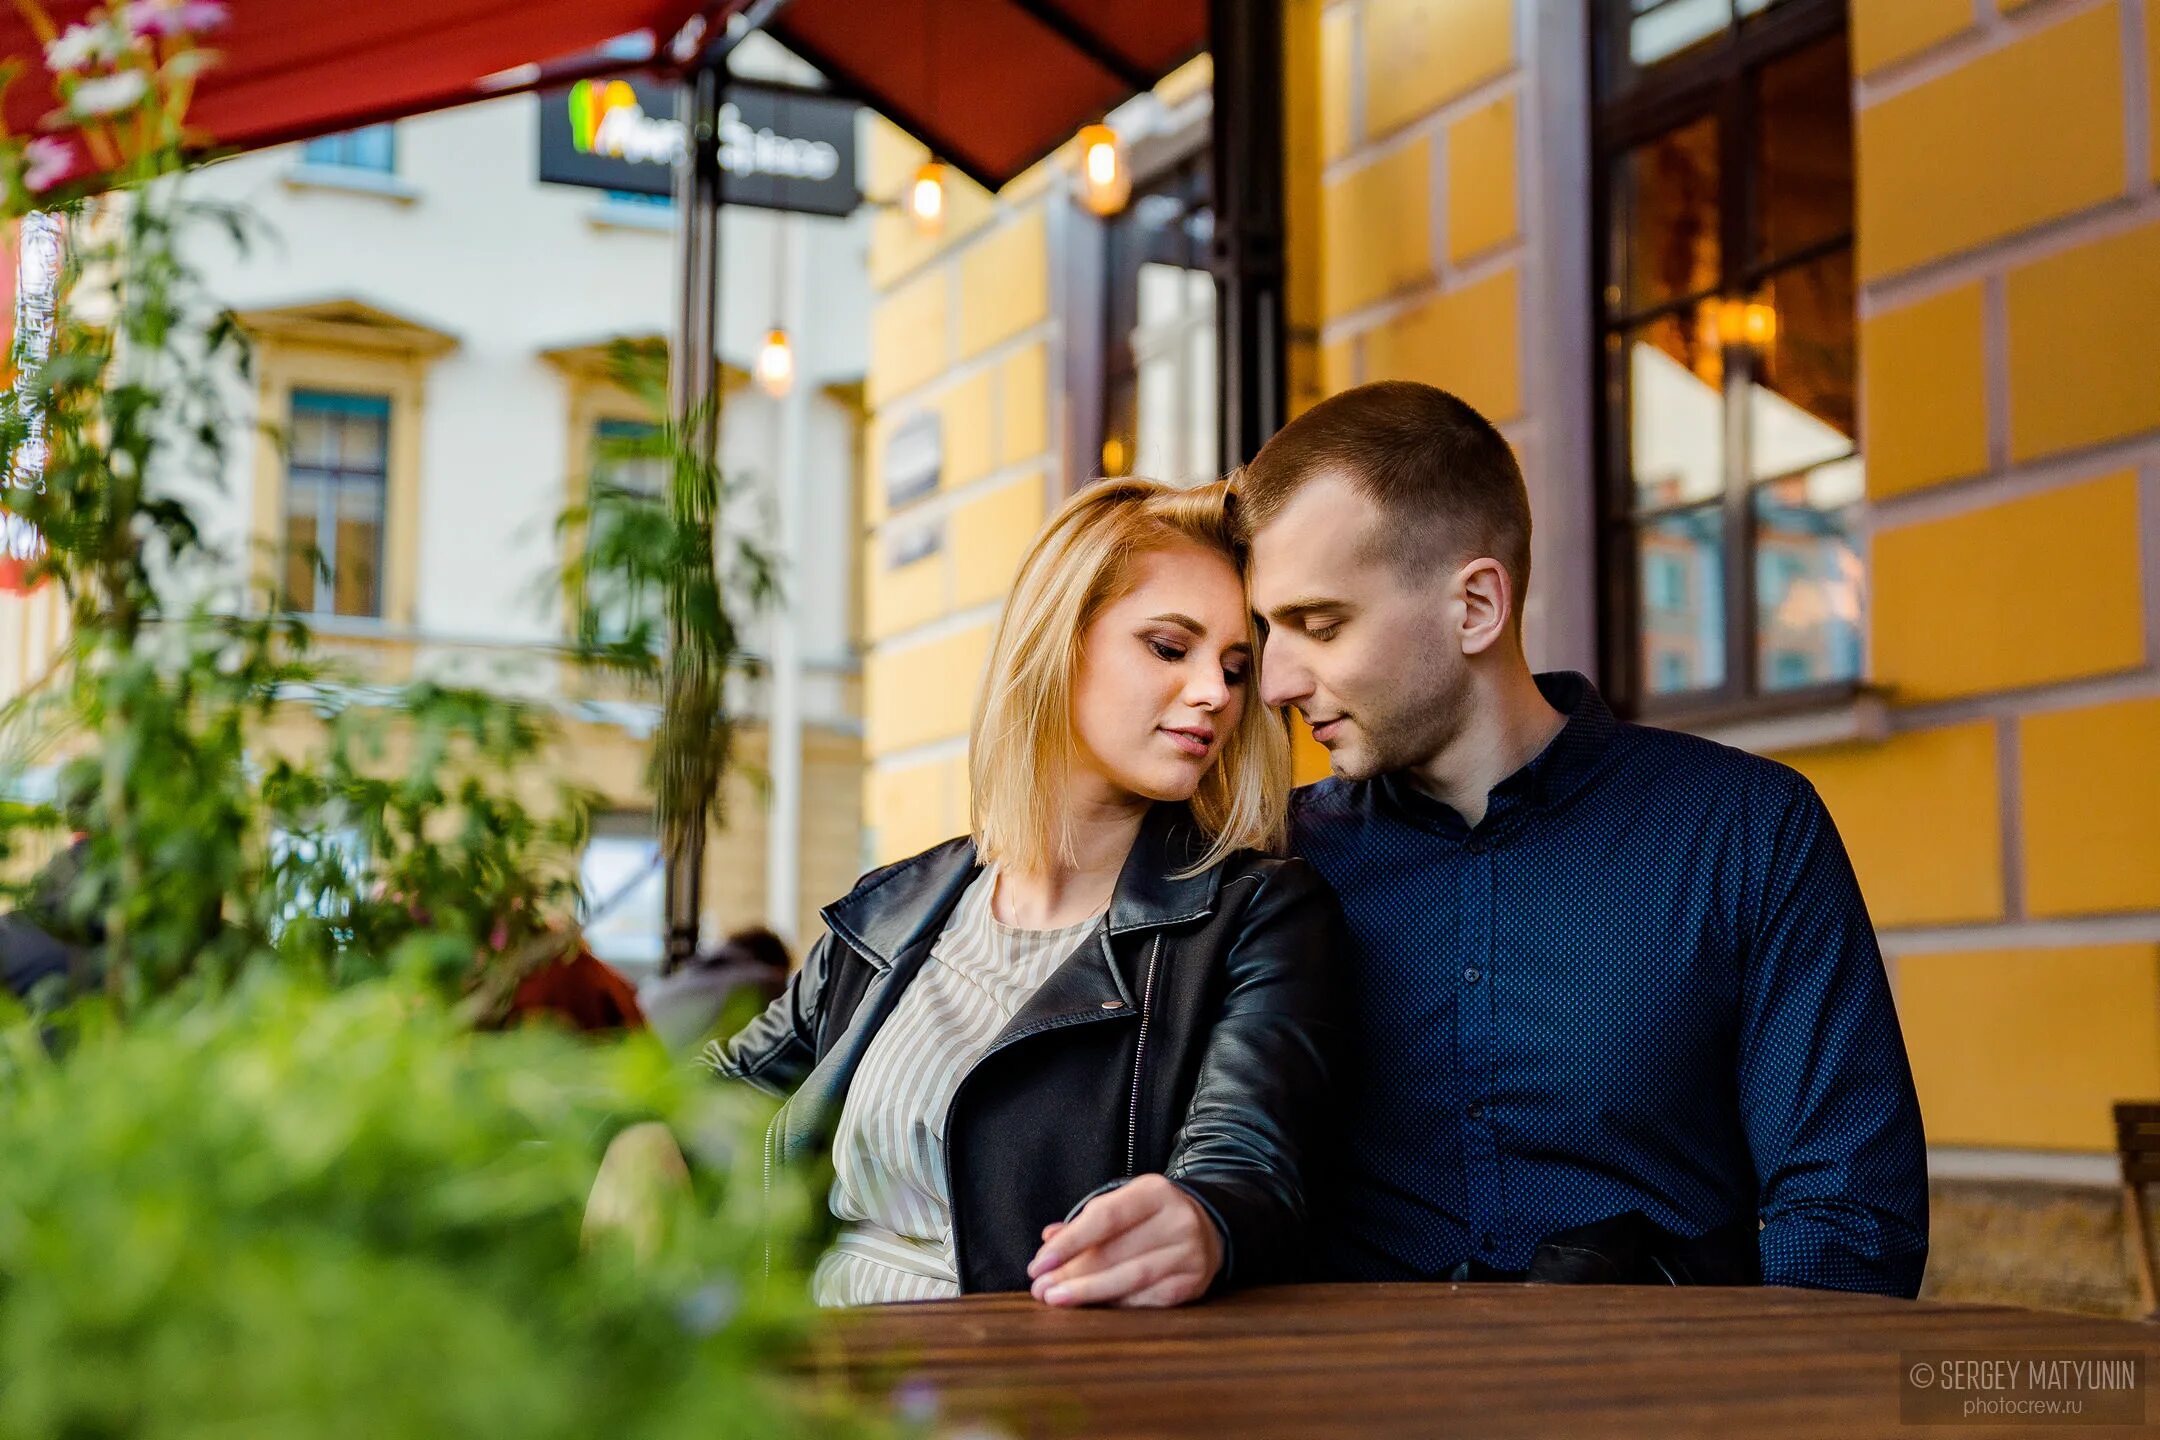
[1210,847,1335,906]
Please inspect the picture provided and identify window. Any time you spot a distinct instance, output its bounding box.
[580,813,665,972]
[282,390,390,620]
[581,416,667,646]
[302,125,396,173]
[1099,148,1218,487]
[1594,0,1860,715]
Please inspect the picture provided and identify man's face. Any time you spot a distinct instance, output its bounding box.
[1248,472,1470,782]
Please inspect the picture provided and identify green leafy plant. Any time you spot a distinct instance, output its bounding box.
[0,975,883,1440]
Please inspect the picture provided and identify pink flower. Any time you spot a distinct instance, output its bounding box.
[122,0,228,39]
[22,137,77,193]
[43,18,131,73]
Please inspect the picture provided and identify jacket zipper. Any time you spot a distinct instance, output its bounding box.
[1125,933,1162,1176]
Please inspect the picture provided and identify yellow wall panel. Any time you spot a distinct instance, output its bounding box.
[870,757,960,865]
[957,209,1049,360]
[1446,93,1519,264]
[1852,0,1974,74]
[1898,944,2160,1151]
[1781,721,2004,927]
[865,622,993,757]
[1321,4,1354,162]
[998,342,1048,465]
[867,269,949,408]
[2006,220,2160,463]
[951,473,1046,609]
[1871,471,2145,702]
[2020,696,2160,917]
[1860,282,1989,500]
[864,546,945,642]
[939,368,996,490]
[1856,2,2125,280]
[1364,266,1522,423]
[1363,0,1514,139]
[1322,138,1435,319]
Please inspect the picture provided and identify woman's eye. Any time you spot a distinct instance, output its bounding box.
[1149,639,1186,662]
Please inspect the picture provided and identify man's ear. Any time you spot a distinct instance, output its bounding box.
[1454,557,1515,656]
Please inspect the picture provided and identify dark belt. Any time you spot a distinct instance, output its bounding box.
[1446,1210,1762,1287]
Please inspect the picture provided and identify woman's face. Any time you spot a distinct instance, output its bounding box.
[1070,542,1253,808]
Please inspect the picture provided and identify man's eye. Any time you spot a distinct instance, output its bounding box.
[1308,622,1341,642]
[1224,666,1248,685]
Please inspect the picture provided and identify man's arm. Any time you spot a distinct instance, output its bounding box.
[1737,775,1929,1298]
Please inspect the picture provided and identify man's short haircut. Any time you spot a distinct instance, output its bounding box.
[1234,380,1532,610]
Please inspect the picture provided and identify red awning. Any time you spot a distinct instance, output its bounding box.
[0,1,721,157]
[767,0,1206,188]
[0,0,1203,194]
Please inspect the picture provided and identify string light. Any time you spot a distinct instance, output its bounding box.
[1076,123,1130,217]
[754,326,795,398]
[907,159,947,235]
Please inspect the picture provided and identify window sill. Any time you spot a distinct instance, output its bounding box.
[586,199,675,234]
[1659,684,1890,756]
[282,164,421,204]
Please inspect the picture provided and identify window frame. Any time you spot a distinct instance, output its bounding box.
[1589,0,1860,725]
[1094,124,1219,490]
[283,389,393,621]
[301,124,397,174]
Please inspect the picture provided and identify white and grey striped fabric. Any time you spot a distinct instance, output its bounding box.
[812,863,1106,1306]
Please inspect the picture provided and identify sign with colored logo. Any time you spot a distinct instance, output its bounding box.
[537,74,859,217]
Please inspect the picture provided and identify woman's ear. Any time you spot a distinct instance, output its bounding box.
[1454,557,1515,657]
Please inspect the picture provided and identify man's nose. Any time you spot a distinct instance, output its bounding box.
[1258,634,1311,710]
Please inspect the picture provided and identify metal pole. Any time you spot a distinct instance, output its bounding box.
[663,58,725,969]
[1210,0,1288,468]
[765,213,809,945]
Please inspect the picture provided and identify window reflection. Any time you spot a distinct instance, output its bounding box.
[1613,114,1720,315]
[1638,505,1726,695]
[1753,467,1863,691]
[1628,305,1725,508]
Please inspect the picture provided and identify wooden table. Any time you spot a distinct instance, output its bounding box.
[825,1283,2160,1438]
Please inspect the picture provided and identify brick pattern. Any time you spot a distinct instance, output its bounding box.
[1805,0,2160,1164]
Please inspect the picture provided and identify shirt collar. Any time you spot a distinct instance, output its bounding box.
[1377,671,1618,836]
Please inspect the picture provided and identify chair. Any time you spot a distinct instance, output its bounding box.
[2112,1101,2160,1318]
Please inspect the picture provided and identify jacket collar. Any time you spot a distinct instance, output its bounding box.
[817,802,1226,973]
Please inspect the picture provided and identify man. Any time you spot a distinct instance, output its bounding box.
[1238,380,1926,1296]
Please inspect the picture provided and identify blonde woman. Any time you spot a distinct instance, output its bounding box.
[710,478,1345,1308]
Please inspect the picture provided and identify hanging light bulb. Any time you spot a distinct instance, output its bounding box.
[907,160,947,236]
[754,327,796,397]
[1076,123,1131,217]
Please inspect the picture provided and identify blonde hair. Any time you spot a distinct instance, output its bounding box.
[968,477,1291,879]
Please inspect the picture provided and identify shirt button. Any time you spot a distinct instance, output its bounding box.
[1465,1102,1483,1119]
[1462,966,1481,984]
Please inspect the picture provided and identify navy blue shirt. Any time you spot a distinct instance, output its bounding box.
[1292,672,1928,1297]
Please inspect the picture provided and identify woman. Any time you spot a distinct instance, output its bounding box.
[710,478,1344,1308]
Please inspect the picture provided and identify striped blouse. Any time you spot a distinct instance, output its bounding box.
[813,863,1106,1306]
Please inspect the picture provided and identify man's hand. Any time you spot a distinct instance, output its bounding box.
[1025,1173,1223,1307]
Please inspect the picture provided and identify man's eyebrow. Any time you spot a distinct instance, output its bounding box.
[1262,596,1349,624]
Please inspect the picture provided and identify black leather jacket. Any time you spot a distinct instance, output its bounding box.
[709,802,1347,1294]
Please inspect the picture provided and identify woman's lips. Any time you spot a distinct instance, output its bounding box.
[1160,727,1213,758]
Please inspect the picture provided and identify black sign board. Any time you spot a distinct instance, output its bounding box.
[537,75,859,217]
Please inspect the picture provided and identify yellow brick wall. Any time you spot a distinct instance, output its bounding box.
[1790,0,2160,1156]
[857,113,1065,865]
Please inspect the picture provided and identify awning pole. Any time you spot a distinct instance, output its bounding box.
[663,56,725,969]
[1210,0,1288,466]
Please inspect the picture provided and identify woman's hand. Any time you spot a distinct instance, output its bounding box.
[1025,1173,1223,1307]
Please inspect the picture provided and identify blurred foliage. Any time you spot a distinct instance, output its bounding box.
[0,975,880,1440]
[557,341,779,902]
